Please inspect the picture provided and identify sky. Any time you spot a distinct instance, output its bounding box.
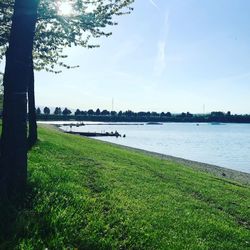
[4,0,250,114]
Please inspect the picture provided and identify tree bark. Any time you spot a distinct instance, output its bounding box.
[28,59,37,149]
[0,0,39,196]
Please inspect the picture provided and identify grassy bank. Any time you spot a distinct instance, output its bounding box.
[1,126,250,249]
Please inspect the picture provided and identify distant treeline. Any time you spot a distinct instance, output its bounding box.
[35,107,250,123]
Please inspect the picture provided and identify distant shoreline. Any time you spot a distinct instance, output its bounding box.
[36,114,250,124]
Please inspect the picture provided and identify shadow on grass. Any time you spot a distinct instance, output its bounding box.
[0,182,38,249]
[0,174,109,249]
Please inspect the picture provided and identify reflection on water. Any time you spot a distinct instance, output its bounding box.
[40,121,250,173]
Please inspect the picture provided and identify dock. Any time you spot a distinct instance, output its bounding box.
[58,122,144,127]
[66,131,121,137]
[58,123,85,127]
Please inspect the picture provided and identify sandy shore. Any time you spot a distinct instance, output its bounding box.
[45,124,250,186]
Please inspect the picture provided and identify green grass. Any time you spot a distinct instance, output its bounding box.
[1,126,250,249]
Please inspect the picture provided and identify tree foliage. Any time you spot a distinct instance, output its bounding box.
[36,107,41,115]
[0,0,134,72]
[54,107,62,115]
[43,106,50,115]
[62,107,71,116]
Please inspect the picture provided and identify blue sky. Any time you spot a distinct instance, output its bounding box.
[29,0,250,113]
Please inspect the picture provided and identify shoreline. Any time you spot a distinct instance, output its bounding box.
[112,141,250,185]
[44,124,250,186]
[106,143,250,186]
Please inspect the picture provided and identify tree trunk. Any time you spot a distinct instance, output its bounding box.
[0,0,39,196]
[28,59,37,149]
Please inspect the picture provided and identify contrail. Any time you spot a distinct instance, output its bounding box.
[154,11,170,77]
[149,0,160,10]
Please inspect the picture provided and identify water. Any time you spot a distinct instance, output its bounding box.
[41,121,250,173]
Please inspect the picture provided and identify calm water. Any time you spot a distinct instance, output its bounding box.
[42,122,250,173]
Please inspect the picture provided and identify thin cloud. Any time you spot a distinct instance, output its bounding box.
[149,0,160,10]
[154,11,170,76]
[154,41,166,76]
